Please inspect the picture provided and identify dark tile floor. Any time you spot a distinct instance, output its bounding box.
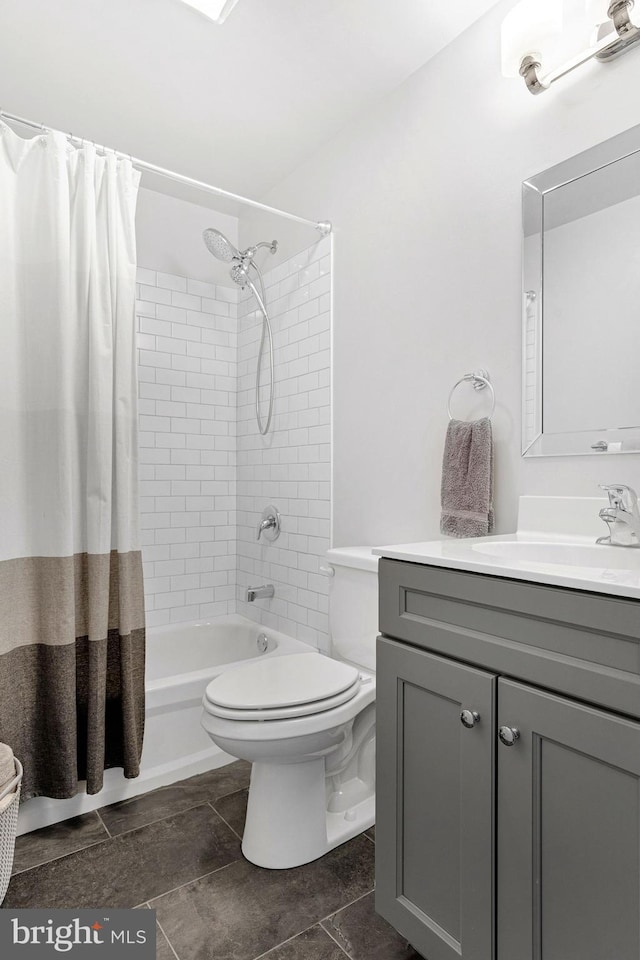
[4,762,419,960]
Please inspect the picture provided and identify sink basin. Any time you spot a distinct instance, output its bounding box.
[471,540,640,571]
[374,497,640,600]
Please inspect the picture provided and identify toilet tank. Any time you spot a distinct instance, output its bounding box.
[326,547,379,673]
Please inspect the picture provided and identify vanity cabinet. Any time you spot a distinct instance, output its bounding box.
[375,558,640,960]
[376,640,496,960]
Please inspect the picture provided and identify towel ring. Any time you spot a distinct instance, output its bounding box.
[448,369,495,422]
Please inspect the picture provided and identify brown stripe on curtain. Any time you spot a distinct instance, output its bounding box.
[0,551,145,799]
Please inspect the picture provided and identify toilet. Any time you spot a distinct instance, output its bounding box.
[201,547,378,869]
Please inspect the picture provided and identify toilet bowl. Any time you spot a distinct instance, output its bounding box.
[201,546,379,869]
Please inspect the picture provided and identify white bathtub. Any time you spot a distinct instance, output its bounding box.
[17,615,315,835]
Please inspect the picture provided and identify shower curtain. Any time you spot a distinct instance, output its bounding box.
[0,122,145,800]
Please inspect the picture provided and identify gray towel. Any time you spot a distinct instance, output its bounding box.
[440,417,494,538]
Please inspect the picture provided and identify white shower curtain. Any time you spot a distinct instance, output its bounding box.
[0,121,146,799]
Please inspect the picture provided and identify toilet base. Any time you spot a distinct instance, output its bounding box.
[241,759,375,869]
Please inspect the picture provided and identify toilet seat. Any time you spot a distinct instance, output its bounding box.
[204,653,360,721]
[204,681,362,721]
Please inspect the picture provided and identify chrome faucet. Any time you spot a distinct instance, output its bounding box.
[246,584,275,602]
[257,515,278,540]
[597,484,640,547]
[256,505,281,542]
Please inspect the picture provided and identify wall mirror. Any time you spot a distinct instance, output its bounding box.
[522,124,640,457]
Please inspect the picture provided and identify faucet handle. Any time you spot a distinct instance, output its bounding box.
[256,505,281,542]
[599,484,639,513]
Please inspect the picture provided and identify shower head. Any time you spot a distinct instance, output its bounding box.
[202,228,240,263]
[230,263,249,287]
[231,263,269,316]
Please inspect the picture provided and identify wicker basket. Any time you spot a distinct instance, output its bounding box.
[0,757,22,905]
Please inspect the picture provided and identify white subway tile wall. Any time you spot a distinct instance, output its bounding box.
[136,237,332,647]
[136,268,238,627]
[236,236,332,652]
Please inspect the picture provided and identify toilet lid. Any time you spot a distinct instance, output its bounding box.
[204,679,362,721]
[204,653,359,711]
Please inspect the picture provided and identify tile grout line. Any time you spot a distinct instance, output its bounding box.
[207,800,244,842]
[250,886,375,960]
[96,798,222,841]
[94,809,112,839]
[99,802,208,840]
[233,875,375,960]
[11,803,244,900]
[317,888,379,959]
[156,918,181,960]
[88,771,250,840]
[318,887,376,927]
[250,920,350,960]
[210,774,251,804]
[10,835,112,878]
[147,857,241,907]
[11,799,222,877]
[317,921,352,959]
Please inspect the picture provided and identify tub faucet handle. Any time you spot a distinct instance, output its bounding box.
[257,516,277,539]
[257,505,281,542]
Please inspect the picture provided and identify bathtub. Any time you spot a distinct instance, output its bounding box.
[17,615,315,835]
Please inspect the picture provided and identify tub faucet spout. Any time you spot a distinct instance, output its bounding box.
[246,584,275,602]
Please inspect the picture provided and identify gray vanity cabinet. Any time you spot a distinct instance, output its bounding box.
[376,638,495,960]
[497,679,640,960]
[376,558,640,960]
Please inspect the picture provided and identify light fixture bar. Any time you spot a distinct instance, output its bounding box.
[596,0,640,58]
[518,0,640,94]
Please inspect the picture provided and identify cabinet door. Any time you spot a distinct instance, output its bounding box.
[376,637,496,960]
[498,679,640,960]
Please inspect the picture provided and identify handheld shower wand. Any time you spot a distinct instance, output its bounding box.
[202,228,278,436]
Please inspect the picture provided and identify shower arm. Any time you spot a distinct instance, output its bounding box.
[239,240,278,264]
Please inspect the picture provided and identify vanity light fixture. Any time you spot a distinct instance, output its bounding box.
[178,0,240,24]
[502,0,640,94]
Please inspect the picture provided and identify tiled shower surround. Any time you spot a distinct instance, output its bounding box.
[136,236,332,649]
[236,237,332,652]
[136,269,238,628]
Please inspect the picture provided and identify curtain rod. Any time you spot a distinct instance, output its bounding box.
[0,109,331,236]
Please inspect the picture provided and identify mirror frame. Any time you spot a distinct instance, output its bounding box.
[522,123,640,458]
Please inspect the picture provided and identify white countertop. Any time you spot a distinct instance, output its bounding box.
[372,497,640,602]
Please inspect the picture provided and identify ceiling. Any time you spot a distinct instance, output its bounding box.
[0,0,501,204]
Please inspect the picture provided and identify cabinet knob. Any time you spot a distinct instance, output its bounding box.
[498,725,520,747]
[460,709,481,729]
